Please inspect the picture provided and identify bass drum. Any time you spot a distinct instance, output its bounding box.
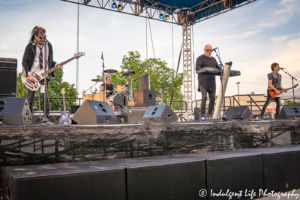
[93,92,105,101]
[82,94,94,103]
[107,94,128,111]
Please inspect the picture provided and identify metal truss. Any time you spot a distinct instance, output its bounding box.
[61,0,179,24]
[182,23,193,115]
[61,0,256,25]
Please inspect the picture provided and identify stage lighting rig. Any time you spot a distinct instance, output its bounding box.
[111,1,117,8]
[118,3,123,10]
[83,0,91,4]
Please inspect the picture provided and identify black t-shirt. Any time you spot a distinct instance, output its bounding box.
[267,71,282,91]
[101,83,114,97]
[195,55,220,91]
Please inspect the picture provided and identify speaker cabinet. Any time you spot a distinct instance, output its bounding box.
[143,105,178,123]
[206,153,263,200]
[224,106,251,119]
[72,100,117,124]
[0,57,17,98]
[278,106,300,119]
[262,147,300,192]
[140,74,150,90]
[123,106,148,123]
[0,161,126,200]
[134,90,156,107]
[69,105,80,114]
[0,98,32,126]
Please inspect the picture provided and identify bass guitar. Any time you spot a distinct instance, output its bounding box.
[268,83,298,99]
[22,52,85,91]
[59,88,71,125]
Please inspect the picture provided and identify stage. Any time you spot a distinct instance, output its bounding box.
[1,120,300,166]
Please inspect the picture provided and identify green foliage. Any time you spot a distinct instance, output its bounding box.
[282,100,300,106]
[17,69,78,111]
[105,51,184,109]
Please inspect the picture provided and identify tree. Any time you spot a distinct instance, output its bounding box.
[17,69,78,112]
[107,51,184,109]
[282,100,300,106]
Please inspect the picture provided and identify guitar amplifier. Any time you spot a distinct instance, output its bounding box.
[134,90,156,107]
[0,57,17,98]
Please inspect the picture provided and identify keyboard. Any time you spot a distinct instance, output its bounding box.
[196,67,241,77]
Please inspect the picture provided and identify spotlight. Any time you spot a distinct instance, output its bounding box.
[159,13,164,19]
[166,14,170,20]
[112,2,117,9]
[118,3,123,10]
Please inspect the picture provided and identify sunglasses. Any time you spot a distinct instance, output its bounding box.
[205,49,212,52]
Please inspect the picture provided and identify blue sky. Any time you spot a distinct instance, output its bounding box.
[0,0,299,100]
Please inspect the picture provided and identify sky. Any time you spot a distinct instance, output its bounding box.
[0,0,300,101]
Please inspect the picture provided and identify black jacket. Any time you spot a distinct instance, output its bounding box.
[22,41,56,77]
[196,55,220,92]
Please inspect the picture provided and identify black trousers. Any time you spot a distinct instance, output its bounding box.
[260,94,281,119]
[27,86,50,116]
[200,85,216,115]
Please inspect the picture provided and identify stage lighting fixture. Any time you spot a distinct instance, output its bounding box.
[165,14,170,20]
[118,3,123,10]
[112,2,117,9]
[159,13,164,19]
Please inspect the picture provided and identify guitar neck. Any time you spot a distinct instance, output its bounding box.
[44,56,75,76]
[63,94,66,116]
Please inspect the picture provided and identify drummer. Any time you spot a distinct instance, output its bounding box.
[99,75,116,97]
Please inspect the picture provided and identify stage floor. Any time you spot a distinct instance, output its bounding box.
[0,120,300,165]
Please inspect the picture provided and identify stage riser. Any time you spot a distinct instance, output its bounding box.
[1,146,300,200]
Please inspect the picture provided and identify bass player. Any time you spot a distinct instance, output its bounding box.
[22,26,63,117]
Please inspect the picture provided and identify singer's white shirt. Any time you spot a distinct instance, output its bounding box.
[28,42,47,75]
[28,41,48,93]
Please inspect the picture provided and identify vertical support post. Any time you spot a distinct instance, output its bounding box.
[213,62,232,119]
[182,23,193,118]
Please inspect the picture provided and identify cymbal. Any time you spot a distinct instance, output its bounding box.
[123,71,135,77]
[91,79,103,82]
[104,69,118,73]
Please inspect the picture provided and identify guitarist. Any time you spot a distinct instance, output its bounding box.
[260,63,287,119]
[22,26,63,117]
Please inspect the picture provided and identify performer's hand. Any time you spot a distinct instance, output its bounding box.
[57,62,63,69]
[275,90,280,95]
[284,89,288,93]
[28,75,36,83]
[106,90,111,93]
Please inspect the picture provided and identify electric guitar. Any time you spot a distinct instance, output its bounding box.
[268,83,299,99]
[22,52,85,91]
[59,88,71,125]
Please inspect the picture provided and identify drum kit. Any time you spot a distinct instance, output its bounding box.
[82,69,136,111]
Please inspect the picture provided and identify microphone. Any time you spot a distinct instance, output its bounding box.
[279,67,285,69]
[212,47,218,51]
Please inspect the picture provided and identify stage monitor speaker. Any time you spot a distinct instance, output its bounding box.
[143,105,178,123]
[134,90,156,107]
[278,106,300,119]
[0,57,17,98]
[72,100,117,124]
[0,98,32,126]
[224,106,251,119]
[140,74,150,90]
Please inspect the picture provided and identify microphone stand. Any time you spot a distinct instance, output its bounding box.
[213,49,226,118]
[282,68,297,105]
[102,52,106,102]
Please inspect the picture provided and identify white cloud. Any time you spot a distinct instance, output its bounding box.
[271,36,287,44]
